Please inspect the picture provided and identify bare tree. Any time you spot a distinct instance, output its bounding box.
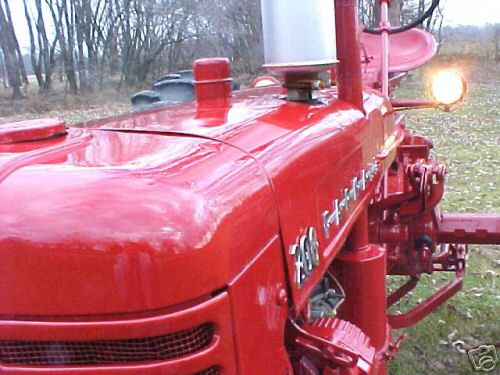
[495,24,500,62]
[60,0,78,93]
[23,0,44,91]
[29,0,60,92]
[43,0,79,93]
[3,0,28,85]
[389,0,402,26]
[0,0,25,98]
[0,50,7,88]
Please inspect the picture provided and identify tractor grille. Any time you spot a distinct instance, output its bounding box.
[0,323,214,366]
[195,366,221,375]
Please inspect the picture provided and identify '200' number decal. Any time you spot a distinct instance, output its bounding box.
[289,227,320,288]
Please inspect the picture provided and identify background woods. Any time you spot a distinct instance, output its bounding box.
[0,0,264,98]
[0,0,498,99]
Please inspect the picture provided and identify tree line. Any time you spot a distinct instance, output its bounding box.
[0,0,495,100]
[0,0,263,98]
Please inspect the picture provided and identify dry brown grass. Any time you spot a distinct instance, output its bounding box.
[0,81,134,126]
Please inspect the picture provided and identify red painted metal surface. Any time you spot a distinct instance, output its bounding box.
[0,80,397,374]
[1,0,499,374]
[334,243,389,374]
[0,129,278,316]
[0,119,66,144]
[193,58,232,108]
[360,28,437,84]
[0,85,399,374]
[288,316,375,373]
[51,86,393,317]
[334,0,364,111]
[0,292,238,374]
[388,270,464,329]
[438,213,500,244]
[228,237,292,374]
[380,0,390,97]
[0,133,92,185]
[388,244,466,329]
[390,99,438,110]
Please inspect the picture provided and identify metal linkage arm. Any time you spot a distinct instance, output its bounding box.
[438,213,500,245]
[388,245,466,329]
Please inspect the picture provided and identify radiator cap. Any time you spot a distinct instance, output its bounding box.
[0,119,67,144]
[193,58,232,108]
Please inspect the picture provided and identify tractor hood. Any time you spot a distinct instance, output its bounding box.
[0,85,388,317]
[0,126,278,317]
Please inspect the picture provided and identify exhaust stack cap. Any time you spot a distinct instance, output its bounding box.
[261,0,338,76]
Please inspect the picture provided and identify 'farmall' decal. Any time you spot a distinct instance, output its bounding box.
[322,159,379,239]
[290,159,379,288]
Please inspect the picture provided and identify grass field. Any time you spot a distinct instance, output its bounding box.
[0,59,498,374]
[388,61,499,374]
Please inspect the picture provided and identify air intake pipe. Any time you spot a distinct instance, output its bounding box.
[261,0,337,73]
[260,0,363,110]
[260,0,338,101]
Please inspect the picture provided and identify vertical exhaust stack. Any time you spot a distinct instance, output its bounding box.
[334,0,364,111]
[261,0,338,101]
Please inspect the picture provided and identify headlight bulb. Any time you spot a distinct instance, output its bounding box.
[431,69,467,107]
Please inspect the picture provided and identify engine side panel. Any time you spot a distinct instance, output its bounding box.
[251,93,394,314]
[228,235,291,374]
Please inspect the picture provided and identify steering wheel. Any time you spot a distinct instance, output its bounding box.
[363,0,441,34]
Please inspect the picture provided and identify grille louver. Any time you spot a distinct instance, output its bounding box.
[0,323,214,366]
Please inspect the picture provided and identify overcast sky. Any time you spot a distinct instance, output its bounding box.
[444,0,499,26]
[7,0,500,52]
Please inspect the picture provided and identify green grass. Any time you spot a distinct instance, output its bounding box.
[388,63,500,374]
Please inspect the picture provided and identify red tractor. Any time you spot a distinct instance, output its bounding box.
[0,0,498,374]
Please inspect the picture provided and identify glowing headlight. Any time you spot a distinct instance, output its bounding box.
[431,70,467,107]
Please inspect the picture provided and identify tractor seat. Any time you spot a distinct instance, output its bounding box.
[360,28,437,84]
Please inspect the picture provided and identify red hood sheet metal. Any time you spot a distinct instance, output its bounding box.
[85,86,389,314]
[0,129,278,316]
[0,86,391,317]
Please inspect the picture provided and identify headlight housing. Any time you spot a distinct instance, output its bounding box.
[430,69,467,108]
